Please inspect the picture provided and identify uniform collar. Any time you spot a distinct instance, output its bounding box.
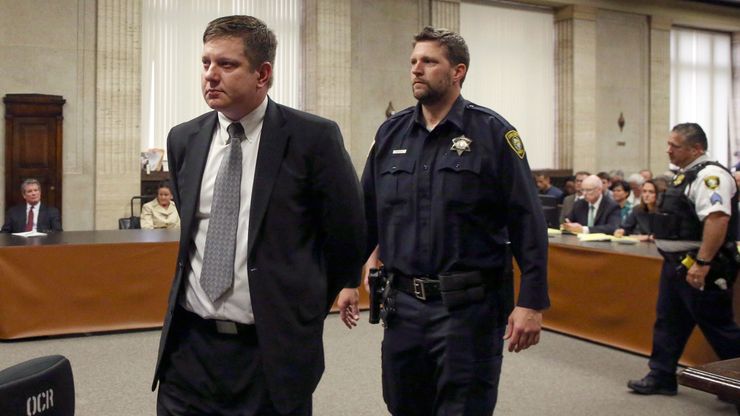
[411,95,466,133]
[681,153,711,172]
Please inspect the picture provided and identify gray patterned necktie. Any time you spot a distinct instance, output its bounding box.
[200,122,244,302]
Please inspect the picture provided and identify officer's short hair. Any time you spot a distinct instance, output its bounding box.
[203,15,277,88]
[20,178,40,193]
[672,123,708,151]
[414,26,470,85]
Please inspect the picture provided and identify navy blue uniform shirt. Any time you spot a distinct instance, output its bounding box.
[362,96,550,310]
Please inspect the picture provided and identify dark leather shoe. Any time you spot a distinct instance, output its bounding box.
[627,375,677,396]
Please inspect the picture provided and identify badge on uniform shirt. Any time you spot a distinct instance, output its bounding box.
[450,135,472,156]
[704,175,720,190]
[673,173,685,186]
[710,192,723,205]
[505,130,525,159]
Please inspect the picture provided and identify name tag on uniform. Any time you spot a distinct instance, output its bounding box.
[392,149,407,154]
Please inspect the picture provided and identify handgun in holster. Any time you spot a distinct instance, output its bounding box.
[368,267,387,324]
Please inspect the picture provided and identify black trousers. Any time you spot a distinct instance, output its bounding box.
[648,255,740,379]
[382,290,505,416]
[157,307,312,416]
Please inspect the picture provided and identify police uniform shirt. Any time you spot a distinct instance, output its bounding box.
[362,96,549,310]
[656,154,736,252]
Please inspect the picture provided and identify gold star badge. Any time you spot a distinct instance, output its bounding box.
[451,135,472,156]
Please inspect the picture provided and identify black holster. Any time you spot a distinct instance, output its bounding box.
[438,271,486,309]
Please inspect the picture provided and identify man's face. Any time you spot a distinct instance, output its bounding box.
[581,178,601,204]
[201,36,262,120]
[22,184,41,205]
[666,132,699,168]
[535,176,550,191]
[410,41,459,105]
[575,174,587,193]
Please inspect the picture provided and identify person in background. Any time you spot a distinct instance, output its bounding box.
[562,174,621,235]
[563,176,576,197]
[614,180,659,241]
[610,180,632,223]
[597,171,613,199]
[560,170,590,224]
[628,123,740,396]
[640,168,654,181]
[1,178,62,233]
[535,172,565,203]
[609,169,625,187]
[653,175,670,195]
[626,172,644,206]
[141,182,180,230]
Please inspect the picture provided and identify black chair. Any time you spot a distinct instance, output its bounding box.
[118,195,154,229]
[538,195,561,228]
[0,355,74,415]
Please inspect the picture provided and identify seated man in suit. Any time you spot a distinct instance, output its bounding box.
[560,170,590,224]
[1,179,62,233]
[562,174,621,234]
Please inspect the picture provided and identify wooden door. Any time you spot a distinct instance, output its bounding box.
[4,94,64,212]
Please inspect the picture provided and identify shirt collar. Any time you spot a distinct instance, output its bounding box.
[590,194,603,212]
[681,153,711,172]
[26,202,40,210]
[217,96,268,144]
[411,95,466,133]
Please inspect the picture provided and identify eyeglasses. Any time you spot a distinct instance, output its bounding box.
[581,187,599,194]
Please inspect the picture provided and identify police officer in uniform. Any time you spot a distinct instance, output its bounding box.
[360,27,550,415]
[628,123,740,395]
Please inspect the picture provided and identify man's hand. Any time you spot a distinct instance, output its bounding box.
[562,219,584,234]
[503,306,543,352]
[337,288,360,329]
[687,263,709,290]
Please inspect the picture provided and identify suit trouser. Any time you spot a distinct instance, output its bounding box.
[156,307,312,416]
[648,255,740,379]
[382,290,505,416]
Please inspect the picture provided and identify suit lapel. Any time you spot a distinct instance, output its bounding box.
[180,113,218,238]
[248,99,289,257]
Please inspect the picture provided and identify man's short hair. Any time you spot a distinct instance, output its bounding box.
[203,15,277,87]
[414,26,470,85]
[574,171,591,178]
[20,178,40,193]
[610,180,630,195]
[672,122,708,151]
[596,172,610,181]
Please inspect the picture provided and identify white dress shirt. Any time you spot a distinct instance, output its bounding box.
[26,203,40,231]
[581,195,602,234]
[181,96,267,324]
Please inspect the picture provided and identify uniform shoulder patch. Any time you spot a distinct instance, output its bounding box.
[704,175,720,190]
[504,130,526,159]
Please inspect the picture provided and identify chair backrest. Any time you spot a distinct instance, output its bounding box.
[538,194,558,208]
[0,355,74,416]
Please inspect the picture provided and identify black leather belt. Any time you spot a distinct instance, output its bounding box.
[177,305,256,337]
[392,274,441,301]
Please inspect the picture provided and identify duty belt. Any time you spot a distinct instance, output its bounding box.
[392,274,441,301]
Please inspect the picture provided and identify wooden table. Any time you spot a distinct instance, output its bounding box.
[0,230,368,340]
[537,235,740,367]
[0,230,179,339]
[679,358,740,409]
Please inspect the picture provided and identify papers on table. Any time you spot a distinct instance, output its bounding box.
[12,231,48,238]
[575,233,639,244]
[547,228,562,236]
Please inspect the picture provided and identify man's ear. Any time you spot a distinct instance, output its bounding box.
[256,62,273,88]
[452,63,467,85]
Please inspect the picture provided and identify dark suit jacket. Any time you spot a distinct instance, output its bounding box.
[1,203,62,233]
[567,196,621,234]
[152,99,366,413]
[620,206,653,235]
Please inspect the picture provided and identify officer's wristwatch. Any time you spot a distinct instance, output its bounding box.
[695,257,712,267]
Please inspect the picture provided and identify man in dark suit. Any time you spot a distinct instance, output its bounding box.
[562,174,621,234]
[1,179,62,233]
[152,15,365,416]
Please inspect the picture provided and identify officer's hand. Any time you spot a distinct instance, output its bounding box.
[504,306,543,353]
[337,288,360,329]
[686,263,709,290]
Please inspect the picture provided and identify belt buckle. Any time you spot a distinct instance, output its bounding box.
[412,278,427,300]
[215,320,239,335]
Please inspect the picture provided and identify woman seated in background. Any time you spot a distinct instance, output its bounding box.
[610,180,632,223]
[614,180,658,241]
[141,181,180,230]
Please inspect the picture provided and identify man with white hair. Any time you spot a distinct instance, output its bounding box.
[562,174,621,235]
[626,173,645,206]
